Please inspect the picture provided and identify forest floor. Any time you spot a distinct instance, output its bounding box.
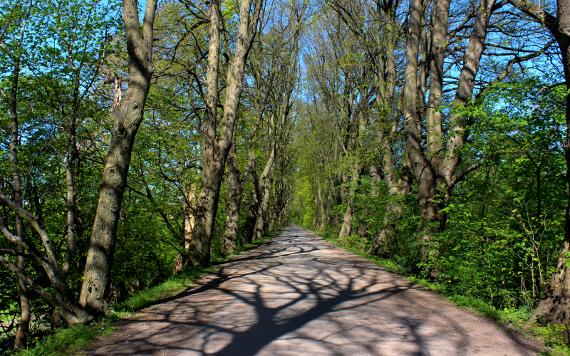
[83,225,543,355]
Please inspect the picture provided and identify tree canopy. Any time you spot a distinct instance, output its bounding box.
[1,0,570,351]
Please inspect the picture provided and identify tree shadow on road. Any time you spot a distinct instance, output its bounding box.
[85,226,542,355]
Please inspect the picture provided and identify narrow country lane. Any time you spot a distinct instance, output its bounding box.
[84,226,542,355]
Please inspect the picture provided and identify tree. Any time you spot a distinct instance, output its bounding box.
[80,0,157,314]
[187,0,263,266]
[504,0,570,327]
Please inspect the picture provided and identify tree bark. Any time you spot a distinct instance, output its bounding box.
[338,163,360,239]
[402,0,438,255]
[253,141,276,241]
[426,0,451,170]
[222,144,244,255]
[372,1,412,254]
[338,104,367,239]
[80,0,157,313]
[441,0,496,189]
[189,0,262,266]
[63,77,81,278]
[6,55,30,349]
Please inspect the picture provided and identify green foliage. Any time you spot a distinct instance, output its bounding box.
[13,232,274,355]
[294,78,568,351]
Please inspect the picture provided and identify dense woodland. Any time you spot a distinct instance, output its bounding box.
[1,0,570,351]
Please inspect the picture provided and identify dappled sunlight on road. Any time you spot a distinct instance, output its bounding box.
[85,226,540,355]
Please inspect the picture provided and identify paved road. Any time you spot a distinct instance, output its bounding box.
[85,225,541,355]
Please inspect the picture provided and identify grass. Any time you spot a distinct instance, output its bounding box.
[18,323,115,356]
[16,233,274,356]
[314,227,570,355]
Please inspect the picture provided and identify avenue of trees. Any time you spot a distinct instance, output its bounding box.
[0,0,569,350]
[293,0,569,334]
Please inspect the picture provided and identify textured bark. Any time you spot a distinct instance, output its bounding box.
[555,1,570,321]
[403,0,437,222]
[172,184,197,273]
[441,0,496,188]
[402,0,494,258]
[63,87,80,277]
[372,2,413,254]
[188,0,221,266]
[339,106,367,239]
[184,185,197,253]
[6,56,30,349]
[80,0,157,313]
[316,181,328,230]
[426,0,451,170]
[338,159,361,240]
[189,0,262,266]
[254,142,276,241]
[222,145,248,255]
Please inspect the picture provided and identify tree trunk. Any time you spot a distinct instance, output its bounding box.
[372,3,412,254]
[222,145,242,255]
[426,0,451,170]
[402,0,438,258]
[189,0,261,266]
[373,193,406,257]
[253,141,276,241]
[63,107,79,277]
[80,129,136,312]
[441,0,495,188]
[316,181,327,230]
[535,5,570,324]
[338,163,360,239]
[80,0,156,313]
[7,56,30,349]
[173,184,197,274]
[506,0,570,326]
[184,186,197,254]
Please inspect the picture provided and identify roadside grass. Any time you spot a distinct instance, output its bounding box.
[315,227,570,355]
[17,233,275,356]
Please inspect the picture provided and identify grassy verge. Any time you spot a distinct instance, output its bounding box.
[17,234,274,356]
[315,228,570,355]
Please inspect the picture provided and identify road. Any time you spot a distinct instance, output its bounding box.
[85,225,541,355]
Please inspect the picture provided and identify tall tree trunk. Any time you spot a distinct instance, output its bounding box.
[316,180,327,230]
[338,163,360,239]
[441,0,495,189]
[187,0,222,266]
[253,140,276,241]
[80,0,157,313]
[402,0,437,258]
[339,107,366,239]
[222,145,243,255]
[7,56,30,349]
[173,184,197,273]
[189,0,261,266]
[63,103,79,277]
[373,3,411,254]
[426,0,451,170]
[536,0,570,326]
[184,185,197,254]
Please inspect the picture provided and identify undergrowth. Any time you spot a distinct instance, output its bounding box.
[15,234,274,356]
[315,227,570,355]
